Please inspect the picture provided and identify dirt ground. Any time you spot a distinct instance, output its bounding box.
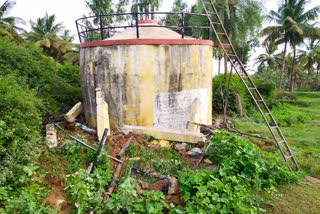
[43,175,68,214]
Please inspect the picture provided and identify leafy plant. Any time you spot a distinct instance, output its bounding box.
[106,177,169,214]
[65,152,112,213]
[175,131,300,213]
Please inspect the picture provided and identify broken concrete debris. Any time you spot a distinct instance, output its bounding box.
[46,124,58,148]
[64,102,83,123]
[64,102,83,130]
[151,139,171,148]
[187,148,203,157]
[122,125,206,144]
[96,88,110,141]
[139,181,150,190]
[205,165,218,171]
[174,143,187,151]
[204,159,213,164]
[168,177,179,195]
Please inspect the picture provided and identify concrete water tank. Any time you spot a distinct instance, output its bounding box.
[80,19,214,131]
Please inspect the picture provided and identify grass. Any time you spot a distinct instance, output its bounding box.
[233,91,320,214]
[234,91,320,179]
[260,182,320,213]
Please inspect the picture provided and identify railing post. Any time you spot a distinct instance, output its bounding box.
[75,21,82,43]
[100,15,104,40]
[135,13,140,38]
[85,26,89,42]
[181,12,185,39]
[207,20,210,40]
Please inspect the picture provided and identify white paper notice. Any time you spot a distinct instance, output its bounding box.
[153,88,208,130]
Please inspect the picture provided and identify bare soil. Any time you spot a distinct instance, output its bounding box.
[43,175,68,214]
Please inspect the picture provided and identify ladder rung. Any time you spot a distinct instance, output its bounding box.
[270,126,278,129]
[248,87,256,90]
[256,100,264,102]
[211,22,221,25]
[286,155,293,160]
[217,32,225,35]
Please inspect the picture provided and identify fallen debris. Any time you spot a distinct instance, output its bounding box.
[96,88,110,141]
[168,177,179,195]
[65,102,83,123]
[139,181,150,190]
[174,143,187,151]
[46,124,58,148]
[122,125,206,143]
[54,124,122,163]
[187,148,203,157]
[193,144,212,170]
[90,128,109,173]
[117,136,133,158]
[130,160,140,177]
[205,165,218,171]
[64,102,83,130]
[203,159,212,164]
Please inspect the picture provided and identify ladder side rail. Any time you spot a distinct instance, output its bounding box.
[202,0,298,170]
[200,0,230,59]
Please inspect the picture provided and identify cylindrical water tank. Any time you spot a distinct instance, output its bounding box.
[80,20,213,131]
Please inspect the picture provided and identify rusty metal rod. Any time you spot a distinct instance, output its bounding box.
[54,123,123,163]
[117,137,133,158]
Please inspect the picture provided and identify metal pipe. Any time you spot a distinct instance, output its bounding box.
[54,124,96,151]
[90,128,108,173]
[135,13,139,38]
[99,15,104,40]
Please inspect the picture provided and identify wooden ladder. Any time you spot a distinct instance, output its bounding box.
[200,0,299,171]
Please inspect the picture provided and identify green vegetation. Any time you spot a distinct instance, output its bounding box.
[174,131,299,213]
[234,91,320,179]
[0,0,319,213]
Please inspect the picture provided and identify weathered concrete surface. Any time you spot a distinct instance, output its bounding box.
[122,125,206,143]
[80,44,212,131]
[64,102,83,123]
[46,124,58,148]
[96,88,110,140]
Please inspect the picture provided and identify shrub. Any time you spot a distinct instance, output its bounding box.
[275,92,297,100]
[0,36,81,113]
[175,131,300,213]
[212,74,275,116]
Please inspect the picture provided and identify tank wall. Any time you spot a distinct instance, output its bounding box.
[80,44,213,130]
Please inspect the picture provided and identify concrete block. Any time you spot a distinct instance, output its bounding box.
[159,140,170,148]
[64,102,83,123]
[122,125,206,143]
[46,124,58,148]
[168,176,179,195]
[96,88,110,141]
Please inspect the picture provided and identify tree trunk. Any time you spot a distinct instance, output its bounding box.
[289,45,296,92]
[224,53,228,79]
[306,68,310,87]
[315,65,319,85]
[218,57,221,75]
[279,37,288,90]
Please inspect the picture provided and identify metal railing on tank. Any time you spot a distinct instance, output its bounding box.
[75,12,211,43]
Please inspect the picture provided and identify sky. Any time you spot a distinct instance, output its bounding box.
[9,0,284,40]
[8,0,320,73]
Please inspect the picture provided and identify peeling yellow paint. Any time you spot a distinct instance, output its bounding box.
[81,44,213,130]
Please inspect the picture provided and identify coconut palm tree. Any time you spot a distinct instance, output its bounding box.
[262,0,320,91]
[255,42,279,69]
[0,0,24,43]
[25,13,71,60]
[298,39,319,86]
[314,43,320,85]
[188,0,262,76]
